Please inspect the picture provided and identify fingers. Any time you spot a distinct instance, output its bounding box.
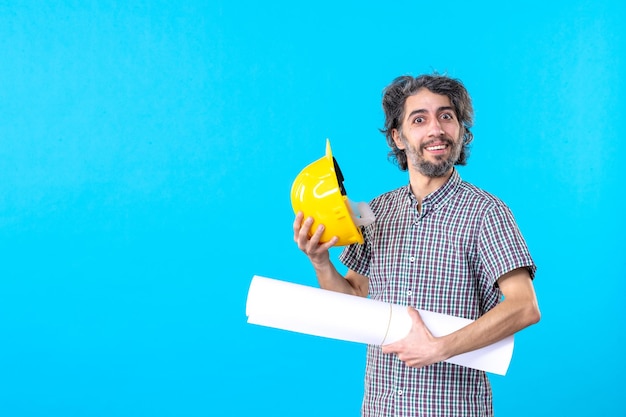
[309,217,325,241]
[293,211,305,241]
[322,235,339,249]
[294,214,319,249]
[293,212,314,246]
[293,212,338,254]
[293,212,319,248]
[310,220,340,250]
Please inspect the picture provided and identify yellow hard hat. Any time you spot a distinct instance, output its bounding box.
[291,139,373,246]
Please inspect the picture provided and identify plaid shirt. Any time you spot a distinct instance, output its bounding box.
[340,169,536,417]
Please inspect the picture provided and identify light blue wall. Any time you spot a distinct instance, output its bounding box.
[1,1,623,415]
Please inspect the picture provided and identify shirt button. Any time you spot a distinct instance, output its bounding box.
[409,256,415,262]
[397,390,403,396]
[407,290,412,296]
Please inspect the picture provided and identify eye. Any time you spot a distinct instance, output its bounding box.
[413,116,424,124]
[441,113,454,120]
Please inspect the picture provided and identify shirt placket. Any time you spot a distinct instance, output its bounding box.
[391,199,422,417]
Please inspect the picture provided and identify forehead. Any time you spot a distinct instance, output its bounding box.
[404,88,453,115]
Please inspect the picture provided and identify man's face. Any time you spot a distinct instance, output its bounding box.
[393,88,462,177]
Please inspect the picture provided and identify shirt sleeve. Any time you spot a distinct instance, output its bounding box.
[477,203,537,287]
[339,222,373,277]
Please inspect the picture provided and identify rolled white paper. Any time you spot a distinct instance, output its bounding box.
[246,275,514,375]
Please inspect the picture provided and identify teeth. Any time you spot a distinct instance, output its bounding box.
[426,145,446,151]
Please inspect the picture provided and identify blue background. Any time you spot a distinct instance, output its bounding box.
[1,1,624,415]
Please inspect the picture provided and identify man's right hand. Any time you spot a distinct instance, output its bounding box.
[293,211,368,297]
[293,211,339,268]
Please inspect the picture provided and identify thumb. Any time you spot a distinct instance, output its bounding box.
[407,306,430,333]
[407,306,422,322]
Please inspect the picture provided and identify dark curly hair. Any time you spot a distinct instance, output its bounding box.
[381,74,474,171]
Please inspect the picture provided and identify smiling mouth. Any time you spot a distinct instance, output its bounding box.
[425,144,447,151]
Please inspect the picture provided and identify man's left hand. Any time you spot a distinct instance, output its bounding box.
[381,307,446,368]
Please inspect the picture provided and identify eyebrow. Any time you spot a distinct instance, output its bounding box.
[406,106,455,120]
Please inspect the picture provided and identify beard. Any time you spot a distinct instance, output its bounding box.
[400,132,462,178]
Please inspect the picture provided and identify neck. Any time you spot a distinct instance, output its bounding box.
[408,168,453,205]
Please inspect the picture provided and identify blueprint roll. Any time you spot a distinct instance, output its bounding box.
[245,275,514,375]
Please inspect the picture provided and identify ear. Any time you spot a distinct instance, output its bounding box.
[391,129,406,150]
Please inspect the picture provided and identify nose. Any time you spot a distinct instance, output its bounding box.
[428,118,445,137]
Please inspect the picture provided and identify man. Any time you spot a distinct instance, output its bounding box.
[293,73,540,416]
